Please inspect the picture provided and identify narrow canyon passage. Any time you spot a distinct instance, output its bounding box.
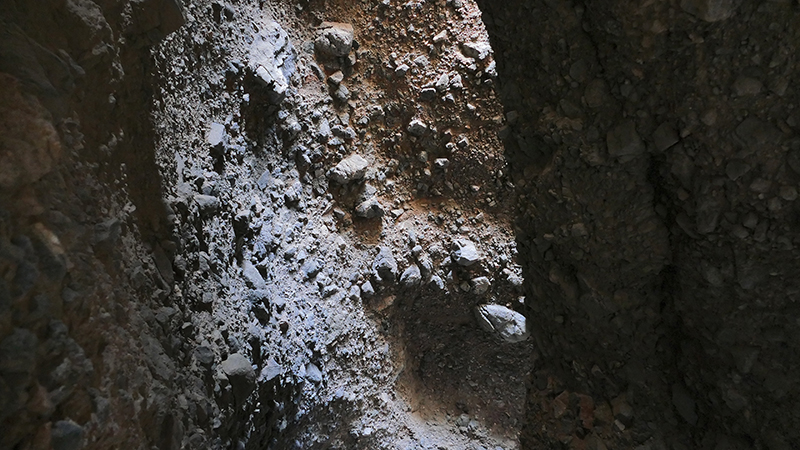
[2,0,799,449]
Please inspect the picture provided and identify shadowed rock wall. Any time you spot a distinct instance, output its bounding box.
[477,0,800,448]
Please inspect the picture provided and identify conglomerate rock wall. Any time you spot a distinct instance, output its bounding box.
[477,0,800,448]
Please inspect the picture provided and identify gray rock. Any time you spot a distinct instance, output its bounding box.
[207,122,226,147]
[407,119,429,137]
[284,181,303,204]
[461,41,492,60]
[420,87,437,101]
[373,246,398,283]
[607,120,645,157]
[430,275,445,290]
[475,304,529,343]
[242,261,267,289]
[355,197,384,218]
[452,239,481,266]
[51,420,84,450]
[736,117,781,152]
[732,76,762,96]
[652,122,679,152]
[725,159,751,180]
[194,346,215,367]
[680,0,742,22]
[305,363,323,383]
[328,70,344,86]
[315,22,354,57]
[671,384,698,426]
[360,281,375,297]
[435,73,450,92]
[400,265,422,287]
[301,259,321,279]
[248,22,295,104]
[260,357,282,381]
[194,194,220,214]
[395,64,409,77]
[329,154,369,184]
[222,353,256,403]
[471,276,491,295]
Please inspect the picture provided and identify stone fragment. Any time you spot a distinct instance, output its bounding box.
[222,353,256,403]
[407,119,429,137]
[207,122,226,147]
[452,239,480,266]
[736,117,781,153]
[680,0,742,22]
[329,154,369,184]
[328,70,344,85]
[732,76,762,96]
[671,384,698,426]
[360,281,375,297]
[652,122,679,152]
[301,259,321,279]
[432,30,448,44]
[260,357,282,381]
[373,246,398,283]
[395,64,409,77]
[475,304,528,343]
[194,194,220,214]
[607,120,644,157]
[315,22,354,57]
[725,159,751,180]
[471,276,491,295]
[248,22,295,104]
[461,41,492,60]
[434,158,450,169]
[51,420,84,450]
[355,197,384,218]
[242,261,266,289]
[194,346,215,367]
[435,73,449,92]
[400,265,422,287]
[305,363,323,383]
[779,186,798,201]
[284,181,303,204]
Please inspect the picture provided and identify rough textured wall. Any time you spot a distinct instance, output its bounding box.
[0,1,200,448]
[477,0,800,448]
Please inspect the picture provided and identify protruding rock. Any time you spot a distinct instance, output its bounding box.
[248,22,295,104]
[221,353,256,403]
[652,122,679,152]
[194,194,220,214]
[315,22,354,57]
[607,120,644,157]
[461,41,492,60]
[471,276,491,295]
[329,154,369,184]
[355,197,384,218]
[475,304,528,343]
[680,0,742,22]
[51,420,84,450]
[400,265,422,287]
[372,246,398,284]
[407,119,429,137]
[207,122,226,147]
[671,384,698,425]
[452,239,480,266]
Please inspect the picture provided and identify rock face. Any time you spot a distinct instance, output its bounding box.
[329,154,369,184]
[475,304,528,343]
[314,22,354,57]
[477,0,800,447]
